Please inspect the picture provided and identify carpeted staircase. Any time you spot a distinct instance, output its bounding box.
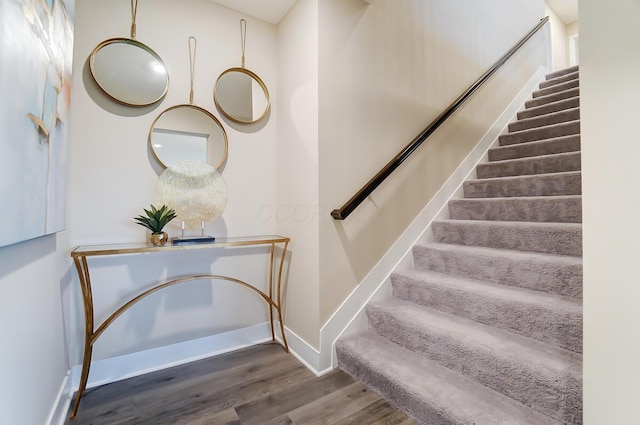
[336,65,582,425]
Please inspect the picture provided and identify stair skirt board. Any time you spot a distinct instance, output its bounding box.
[336,66,583,425]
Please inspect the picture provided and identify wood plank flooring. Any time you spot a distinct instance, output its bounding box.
[65,342,416,424]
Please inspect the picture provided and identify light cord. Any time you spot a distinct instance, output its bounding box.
[130,0,138,39]
[240,19,247,68]
[188,36,197,103]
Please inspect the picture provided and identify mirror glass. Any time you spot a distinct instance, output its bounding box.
[90,38,169,106]
[149,104,228,170]
[214,68,270,124]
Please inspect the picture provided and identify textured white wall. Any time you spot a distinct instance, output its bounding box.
[582,0,640,422]
[67,0,279,362]
[317,0,547,323]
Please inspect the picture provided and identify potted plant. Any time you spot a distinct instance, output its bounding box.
[134,204,177,246]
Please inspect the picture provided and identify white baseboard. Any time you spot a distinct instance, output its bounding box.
[317,65,548,371]
[280,325,327,376]
[68,322,275,392]
[46,373,71,425]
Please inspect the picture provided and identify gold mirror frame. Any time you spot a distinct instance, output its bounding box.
[213,67,270,124]
[213,19,270,125]
[148,104,228,170]
[89,38,169,107]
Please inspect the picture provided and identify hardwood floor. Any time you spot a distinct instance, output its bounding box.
[65,342,416,424]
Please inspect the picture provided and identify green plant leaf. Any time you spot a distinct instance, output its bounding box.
[135,204,177,233]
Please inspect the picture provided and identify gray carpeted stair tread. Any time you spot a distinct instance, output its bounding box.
[526,87,579,108]
[336,331,563,425]
[391,268,582,352]
[499,120,580,146]
[532,79,579,98]
[477,151,581,179]
[489,134,580,161]
[509,107,580,132]
[545,65,579,80]
[367,298,582,423]
[539,71,579,89]
[518,96,580,120]
[463,171,582,198]
[413,242,582,297]
[447,195,582,223]
[432,219,582,256]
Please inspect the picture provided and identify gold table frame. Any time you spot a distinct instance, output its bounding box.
[69,235,290,419]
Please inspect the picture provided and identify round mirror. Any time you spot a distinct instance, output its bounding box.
[149,104,228,170]
[89,38,169,106]
[214,67,270,124]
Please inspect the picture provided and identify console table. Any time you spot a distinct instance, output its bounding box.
[69,235,290,419]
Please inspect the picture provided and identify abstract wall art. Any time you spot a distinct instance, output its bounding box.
[0,0,75,247]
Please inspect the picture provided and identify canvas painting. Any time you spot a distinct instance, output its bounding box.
[0,0,75,248]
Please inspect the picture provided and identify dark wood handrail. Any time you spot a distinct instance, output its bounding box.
[331,16,550,220]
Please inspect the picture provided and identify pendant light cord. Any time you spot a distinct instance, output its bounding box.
[240,19,247,68]
[188,36,197,104]
[130,0,138,39]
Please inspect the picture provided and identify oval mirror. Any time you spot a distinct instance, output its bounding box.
[89,38,169,106]
[214,67,270,124]
[149,104,228,170]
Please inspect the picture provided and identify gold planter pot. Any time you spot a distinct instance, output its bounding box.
[150,232,169,246]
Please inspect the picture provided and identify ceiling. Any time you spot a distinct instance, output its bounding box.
[208,0,578,28]
[208,0,298,25]
[546,0,579,25]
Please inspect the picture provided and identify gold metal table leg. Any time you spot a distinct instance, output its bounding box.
[70,256,95,419]
[276,240,290,352]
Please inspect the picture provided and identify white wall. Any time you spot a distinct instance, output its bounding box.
[0,234,69,425]
[317,0,547,323]
[276,0,321,348]
[546,3,569,70]
[67,0,278,364]
[582,0,640,423]
[566,21,579,38]
[566,21,579,66]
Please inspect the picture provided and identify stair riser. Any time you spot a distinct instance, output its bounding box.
[448,196,582,223]
[367,305,582,423]
[391,274,583,352]
[539,71,579,89]
[489,135,580,161]
[518,97,580,120]
[432,221,582,256]
[463,172,582,198]
[477,152,581,179]
[533,79,579,98]
[509,108,580,133]
[499,121,580,146]
[526,87,579,108]
[412,245,583,298]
